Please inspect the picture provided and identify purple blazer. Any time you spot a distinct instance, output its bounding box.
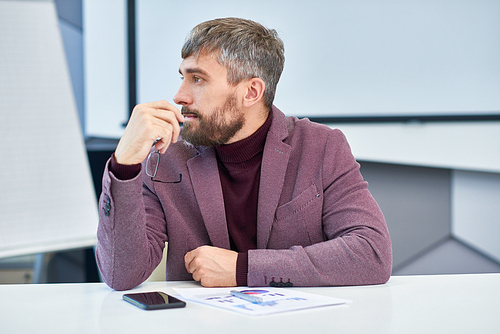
[96,106,392,290]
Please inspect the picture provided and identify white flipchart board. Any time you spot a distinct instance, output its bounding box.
[0,0,98,258]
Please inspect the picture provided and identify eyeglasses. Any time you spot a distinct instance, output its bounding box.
[146,150,182,183]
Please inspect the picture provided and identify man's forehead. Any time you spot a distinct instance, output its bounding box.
[178,54,224,76]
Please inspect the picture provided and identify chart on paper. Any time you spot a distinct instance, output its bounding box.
[174,287,350,316]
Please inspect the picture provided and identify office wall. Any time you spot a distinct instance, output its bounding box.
[83,0,128,139]
[359,162,500,275]
[135,0,500,120]
[452,171,500,263]
[56,0,84,135]
[84,0,500,139]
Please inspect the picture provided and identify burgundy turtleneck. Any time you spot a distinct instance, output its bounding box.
[215,110,272,286]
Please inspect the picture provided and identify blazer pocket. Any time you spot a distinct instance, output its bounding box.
[275,184,319,221]
[268,184,323,249]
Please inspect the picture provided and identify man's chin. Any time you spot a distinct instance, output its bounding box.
[181,121,197,134]
[181,127,207,147]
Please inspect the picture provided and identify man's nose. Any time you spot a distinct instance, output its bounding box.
[173,82,192,106]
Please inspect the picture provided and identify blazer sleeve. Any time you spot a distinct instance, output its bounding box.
[247,129,393,287]
[95,158,167,291]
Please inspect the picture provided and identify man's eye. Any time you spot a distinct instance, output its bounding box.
[193,76,201,83]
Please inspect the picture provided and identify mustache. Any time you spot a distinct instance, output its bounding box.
[181,107,201,118]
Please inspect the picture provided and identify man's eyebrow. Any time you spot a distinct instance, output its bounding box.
[179,67,209,76]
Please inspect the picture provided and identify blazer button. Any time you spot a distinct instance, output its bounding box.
[104,196,111,217]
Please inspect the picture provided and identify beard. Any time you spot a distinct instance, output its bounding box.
[181,94,245,147]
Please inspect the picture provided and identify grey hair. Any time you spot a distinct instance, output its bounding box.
[181,18,285,109]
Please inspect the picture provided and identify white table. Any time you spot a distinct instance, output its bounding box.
[1,274,499,334]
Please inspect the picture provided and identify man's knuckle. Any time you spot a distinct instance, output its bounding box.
[133,106,146,116]
[193,258,205,268]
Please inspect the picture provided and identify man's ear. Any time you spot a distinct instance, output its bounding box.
[242,78,265,107]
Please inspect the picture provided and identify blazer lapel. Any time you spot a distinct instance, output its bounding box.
[257,108,291,248]
[187,147,230,249]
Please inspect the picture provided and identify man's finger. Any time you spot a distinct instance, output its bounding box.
[146,100,184,123]
[149,108,183,144]
[184,249,195,273]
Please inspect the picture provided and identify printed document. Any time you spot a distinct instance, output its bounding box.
[174,287,350,316]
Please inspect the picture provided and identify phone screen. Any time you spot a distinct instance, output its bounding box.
[123,291,186,310]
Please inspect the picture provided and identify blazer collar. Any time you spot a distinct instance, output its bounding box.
[256,106,291,248]
[187,147,230,249]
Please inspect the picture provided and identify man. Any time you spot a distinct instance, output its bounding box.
[96,18,392,291]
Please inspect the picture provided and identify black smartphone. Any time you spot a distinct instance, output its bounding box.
[123,291,186,310]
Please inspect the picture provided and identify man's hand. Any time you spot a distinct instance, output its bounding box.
[114,100,184,165]
[184,246,238,287]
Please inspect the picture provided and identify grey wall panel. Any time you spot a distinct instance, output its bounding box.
[359,161,451,269]
[394,238,500,275]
